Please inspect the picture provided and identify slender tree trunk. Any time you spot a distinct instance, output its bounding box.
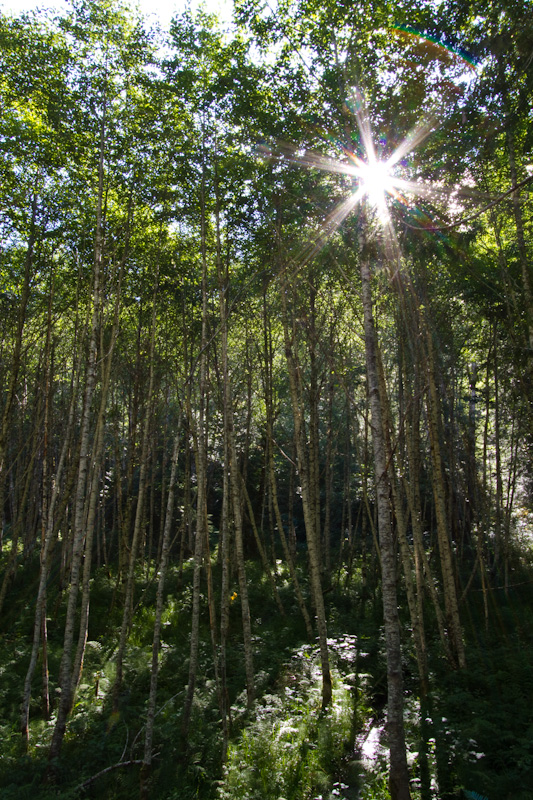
[288,439,297,563]
[261,282,309,628]
[72,231,128,694]
[219,398,231,760]
[113,273,158,711]
[21,372,79,744]
[241,477,284,614]
[0,397,42,611]
[181,407,206,737]
[359,235,411,800]
[423,318,465,669]
[48,116,106,760]
[72,327,117,693]
[339,396,352,571]
[279,269,332,708]
[48,295,99,755]
[215,172,254,706]
[503,405,519,593]
[141,427,181,798]
[506,122,533,351]
[323,379,334,577]
[0,196,37,614]
[182,152,210,738]
[493,324,503,566]
[403,382,450,662]
[377,348,428,696]
[308,281,322,583]
[267,432,313,638]
[40,285,54,721]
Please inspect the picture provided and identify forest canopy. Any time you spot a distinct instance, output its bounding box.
[1,1,532,799]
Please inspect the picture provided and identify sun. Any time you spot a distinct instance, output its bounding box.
[355,159,395,211]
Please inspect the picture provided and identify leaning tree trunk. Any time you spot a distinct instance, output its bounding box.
[48,261,100,760]
[21,367,79,744]
[72,281,124,696]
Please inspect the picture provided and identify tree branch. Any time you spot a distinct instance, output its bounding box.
[75,759,143,792]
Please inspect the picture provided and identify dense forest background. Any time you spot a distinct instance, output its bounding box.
[1,0,533,798]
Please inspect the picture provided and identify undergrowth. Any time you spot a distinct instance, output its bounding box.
[1,546,533,800]
[218,644,354,800]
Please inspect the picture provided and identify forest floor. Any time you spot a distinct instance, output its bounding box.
[1,534,532,800]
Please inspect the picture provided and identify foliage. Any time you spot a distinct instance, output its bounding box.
[1,0,533,798]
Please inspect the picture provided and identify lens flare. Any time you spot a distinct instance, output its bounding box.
[258,85,495,269]
[391,24,478,73]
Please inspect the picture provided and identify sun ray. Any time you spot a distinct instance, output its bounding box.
[358,161,393,206]
[379,198,402,264]
[392,178,453,200]
[348,88,378,166]
[257,141,358,178]
[386,116,438,169]
[298,186,365,266]
[391,178,492,206]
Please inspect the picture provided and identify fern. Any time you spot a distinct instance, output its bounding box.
[464,790,489,800]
